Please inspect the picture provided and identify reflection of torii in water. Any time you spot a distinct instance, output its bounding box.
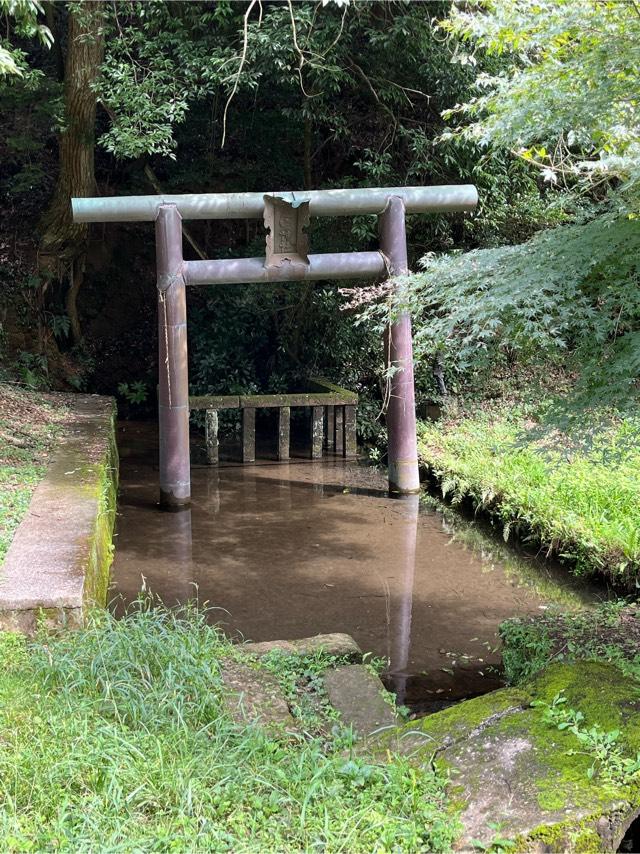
[385,494,419,708]
[72,185,477,507]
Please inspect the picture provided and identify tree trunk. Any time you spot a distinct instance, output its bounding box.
[39,1,104,345]
[433,352,448,396]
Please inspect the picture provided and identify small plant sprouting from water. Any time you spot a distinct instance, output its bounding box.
[532,691,640,786]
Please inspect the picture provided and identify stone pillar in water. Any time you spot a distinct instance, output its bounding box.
[156,204,190,507]
[379,197,420,495]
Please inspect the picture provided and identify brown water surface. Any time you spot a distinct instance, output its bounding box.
[111,423,606,713]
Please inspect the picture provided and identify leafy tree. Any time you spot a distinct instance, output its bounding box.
[0,0,51,77]
[406,212,640,411]
[355,0,640,418]
[442,0,640,199]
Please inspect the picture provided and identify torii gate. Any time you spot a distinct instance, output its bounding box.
[72,185,477,507]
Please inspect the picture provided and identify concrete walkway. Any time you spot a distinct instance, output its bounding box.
[0,395,117,633]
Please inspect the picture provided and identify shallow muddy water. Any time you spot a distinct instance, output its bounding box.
[111,423,607,713]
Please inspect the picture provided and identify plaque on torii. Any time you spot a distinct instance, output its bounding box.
[263,195,310,270]
[72,185,478,506]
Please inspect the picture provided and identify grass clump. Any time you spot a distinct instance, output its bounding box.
[0,383,68,563]
[0,603,459,852]
[417,406,640,585]
[500,601,640,685]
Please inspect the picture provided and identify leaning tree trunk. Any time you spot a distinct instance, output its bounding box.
[39,1,104,346]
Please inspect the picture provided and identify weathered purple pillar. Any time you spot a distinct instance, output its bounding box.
[156,204,191,507]
[379,197,420,494]
[387,493,419,707]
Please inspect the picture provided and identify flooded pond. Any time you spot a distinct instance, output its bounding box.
[111,422,607,713]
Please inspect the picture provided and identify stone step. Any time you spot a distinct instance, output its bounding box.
[242,632,361,661]
[220,660,294,733]
[323,664,398,738]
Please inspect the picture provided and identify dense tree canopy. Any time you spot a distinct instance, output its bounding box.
[0,0,51,77]
[1,0,637,434]
[443,0,640,198]
[361,0,640,419]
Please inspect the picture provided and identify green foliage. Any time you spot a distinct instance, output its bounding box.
[417,406,640,583]
[532,691,640,786]
[48,313,70,340]
[442,0,640,197]
[0,604,460,851]
[259,648,344,733]
[0,632,27,672]
[470,823,516,852]
[117,380,148,405]
[0,0,51,78]
[98,2,243,158]
[188,281,385,441]
[500,601,640,686]
[361,211,640,414]
[500,621,553,686]
[15,350,47,388]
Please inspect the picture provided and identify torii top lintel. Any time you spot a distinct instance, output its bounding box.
[71,184,478,223]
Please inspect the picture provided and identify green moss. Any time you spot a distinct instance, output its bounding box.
[568,826,603,852]
[532,661,640,749]
[380,685,531,771]
[82,407,119,610]
[513,818,603,853]
[536,789,566,811]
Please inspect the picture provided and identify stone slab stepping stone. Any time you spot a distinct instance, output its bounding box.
[323,664,398,738]
[220,660,294,732]
[382,660,640,851]
[243,632,361,660]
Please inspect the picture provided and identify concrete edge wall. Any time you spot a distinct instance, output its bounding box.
[0,396,119,634]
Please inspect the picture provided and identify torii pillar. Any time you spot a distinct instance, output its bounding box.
[380,197,420,494]
[156,204,190,508]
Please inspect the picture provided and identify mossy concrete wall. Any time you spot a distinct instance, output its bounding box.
[0,395,118,634]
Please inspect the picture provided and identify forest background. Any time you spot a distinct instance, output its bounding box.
[1,0,639,478]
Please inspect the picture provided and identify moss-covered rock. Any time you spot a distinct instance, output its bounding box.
[382,661,640,851]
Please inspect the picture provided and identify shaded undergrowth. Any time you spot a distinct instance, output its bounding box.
[0,383,68,563]
[500,600,640,686]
